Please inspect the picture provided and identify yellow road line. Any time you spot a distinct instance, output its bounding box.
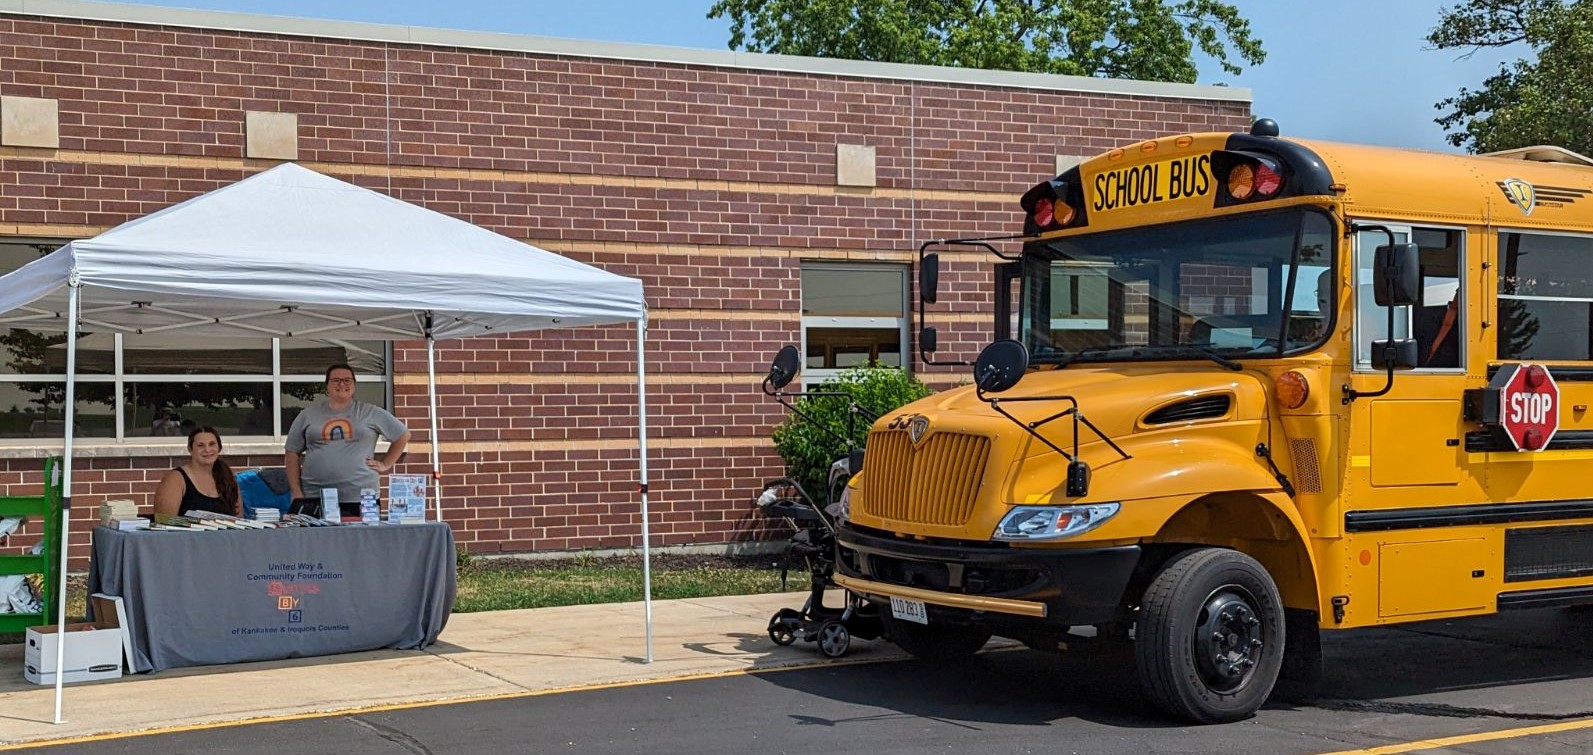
[0,655,901,751]
[1315,716,1593,754]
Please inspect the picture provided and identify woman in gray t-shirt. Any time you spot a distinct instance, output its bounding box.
[285,364,411,514]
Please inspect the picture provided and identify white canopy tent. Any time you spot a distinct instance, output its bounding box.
[0,163,655,722]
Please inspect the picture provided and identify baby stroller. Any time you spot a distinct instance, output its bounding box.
[756,463,882,658]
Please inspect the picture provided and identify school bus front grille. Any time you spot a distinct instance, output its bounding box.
[861,429,990,526]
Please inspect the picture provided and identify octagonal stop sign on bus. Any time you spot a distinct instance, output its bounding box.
[1480,364,1560,451]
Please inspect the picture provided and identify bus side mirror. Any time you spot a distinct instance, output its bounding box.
[1371,339,1419,371]
[920,252,940,305]
[973,339,1029,393]
[920,325,938,355]
[764,345,801,391]
[1374,243,1421,307]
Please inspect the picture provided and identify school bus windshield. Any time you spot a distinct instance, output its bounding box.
[1021,208,1335,365]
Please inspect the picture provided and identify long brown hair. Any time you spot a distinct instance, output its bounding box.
[188,426,241,516]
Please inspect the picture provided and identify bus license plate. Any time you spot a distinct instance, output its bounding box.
[890,597,928,625]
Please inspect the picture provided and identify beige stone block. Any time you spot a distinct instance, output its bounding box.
[1055,154,1083,175]
[0,96,59,149]
[245,111,299,160]
[836,143,876,187]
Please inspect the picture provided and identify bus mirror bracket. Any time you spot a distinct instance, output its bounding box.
[1344,226,1418,404]
[971,340,1131,496]
[917,237,1022,367]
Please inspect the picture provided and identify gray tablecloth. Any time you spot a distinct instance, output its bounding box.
[87,523,456,673]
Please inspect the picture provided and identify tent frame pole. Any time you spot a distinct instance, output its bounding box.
[426,337,442,522]
[638,317,651,663]
[52,280,80,724]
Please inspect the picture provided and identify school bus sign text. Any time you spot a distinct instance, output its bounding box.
[1090,155,1212,212]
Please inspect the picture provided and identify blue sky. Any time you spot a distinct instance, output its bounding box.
[108,0,1523,152]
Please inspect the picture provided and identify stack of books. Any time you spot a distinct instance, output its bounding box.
[98,499,148,530]
[187,511,271,529]
[252,508,281,524]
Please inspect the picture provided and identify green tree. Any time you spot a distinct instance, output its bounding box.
[708,0,1265,83]
[1429,0,1593,154]
[771,365,932,504]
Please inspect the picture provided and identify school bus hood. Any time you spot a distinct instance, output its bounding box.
[901,364,1268,449]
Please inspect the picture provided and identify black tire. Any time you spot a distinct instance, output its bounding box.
[883,612,992,661]
[817,620,851,658]
[768,609,799,646]
[1134,548,1285,724]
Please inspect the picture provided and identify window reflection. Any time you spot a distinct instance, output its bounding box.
[122,333,271,375]
[0,382,115,439]
[124,383,274,438]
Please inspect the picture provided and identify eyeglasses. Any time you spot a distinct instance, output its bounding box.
[327,378,355,385]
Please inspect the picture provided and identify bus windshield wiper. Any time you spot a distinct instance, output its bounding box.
[1138,345,1243,371]
[1049,345,1129,368]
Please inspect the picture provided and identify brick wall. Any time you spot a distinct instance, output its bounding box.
[0,12,1249,566]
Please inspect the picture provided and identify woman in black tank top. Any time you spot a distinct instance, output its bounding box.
[153,426,242,518]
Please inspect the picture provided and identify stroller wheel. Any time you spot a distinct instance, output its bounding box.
[817,620,851,658]
[768,610,799,646]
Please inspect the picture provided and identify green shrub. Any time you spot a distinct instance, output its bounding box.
[771,365,933,502]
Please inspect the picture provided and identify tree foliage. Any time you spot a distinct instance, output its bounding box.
[707,0,1265,83]
[1430,0,1593,154]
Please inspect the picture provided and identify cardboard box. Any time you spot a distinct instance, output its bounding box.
[24,595,131,684]
[24,623,123,684]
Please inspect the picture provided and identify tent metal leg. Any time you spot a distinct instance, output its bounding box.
[638,317,651,664]
[53,281,79,724]
[426,337,442,522]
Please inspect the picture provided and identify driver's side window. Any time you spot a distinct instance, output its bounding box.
[1354,226,1463,369]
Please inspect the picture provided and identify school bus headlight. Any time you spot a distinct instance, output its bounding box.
[1275,370,1310,409]
[993,503,1120,541]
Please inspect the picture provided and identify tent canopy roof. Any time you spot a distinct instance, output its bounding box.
[0,163,645,340]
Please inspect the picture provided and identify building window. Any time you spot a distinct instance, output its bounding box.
[1498,231,1593,361]
[0,239,391,441]
[799,263,908,385]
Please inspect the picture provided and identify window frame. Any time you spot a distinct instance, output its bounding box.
[1350,222,1468,373]
[798,262,910,387]
[1494,227,1593,364]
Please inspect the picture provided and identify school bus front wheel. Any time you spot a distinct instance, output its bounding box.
[1134,548,1286,724]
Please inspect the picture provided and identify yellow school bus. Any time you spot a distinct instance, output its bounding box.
[829,119,1593,722]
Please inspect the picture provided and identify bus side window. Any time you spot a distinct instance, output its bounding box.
[1411,229,1463,369]
[1355,226,1462,369]
[1355,228,1410,366]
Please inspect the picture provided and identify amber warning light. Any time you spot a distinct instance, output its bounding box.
[1020,178,1083,234]
[1212,151,1288,205]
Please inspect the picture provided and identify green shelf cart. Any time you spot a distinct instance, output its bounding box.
[0,456,62,634]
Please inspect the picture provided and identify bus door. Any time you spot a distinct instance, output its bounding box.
[1351,224,1470,490]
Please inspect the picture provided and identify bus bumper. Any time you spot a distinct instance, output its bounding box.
[835,524,1140,626]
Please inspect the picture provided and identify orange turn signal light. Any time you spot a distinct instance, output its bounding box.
[1228,163,1256,200]
[1275,370,1310,410]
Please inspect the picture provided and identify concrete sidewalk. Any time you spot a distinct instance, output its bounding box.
[0,591,906,748]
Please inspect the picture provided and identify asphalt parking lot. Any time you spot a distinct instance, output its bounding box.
[14,605,1593,755]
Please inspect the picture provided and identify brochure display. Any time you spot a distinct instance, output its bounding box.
[387,475,428,522]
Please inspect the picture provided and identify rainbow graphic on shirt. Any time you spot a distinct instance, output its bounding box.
[321,417,354,442]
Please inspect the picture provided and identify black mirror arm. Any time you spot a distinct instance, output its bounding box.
[766,388,868,450]
[1343,225,1400,405]
[977,391,1132,462]
[917,237,1027,367]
